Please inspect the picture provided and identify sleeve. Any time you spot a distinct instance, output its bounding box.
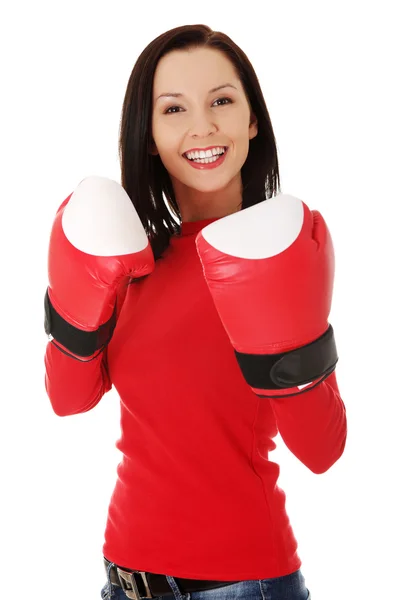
[268,370,347,474]
[44,280,130,417]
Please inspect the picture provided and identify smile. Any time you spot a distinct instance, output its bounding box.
[183,147,228,171]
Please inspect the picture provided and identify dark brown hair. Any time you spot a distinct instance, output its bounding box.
[119,24,281,279]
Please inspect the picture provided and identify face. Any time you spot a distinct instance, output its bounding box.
[151,46,258,203]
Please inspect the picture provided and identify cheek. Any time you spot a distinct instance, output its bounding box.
[157,142,181,168]
[153,124,181,155]
[230,118,251,140]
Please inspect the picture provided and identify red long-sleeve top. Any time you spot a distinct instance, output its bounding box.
[44,216,347,580]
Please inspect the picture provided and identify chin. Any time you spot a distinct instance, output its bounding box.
[187,178,232,193]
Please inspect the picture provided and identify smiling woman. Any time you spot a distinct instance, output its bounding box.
[43,22,347,600]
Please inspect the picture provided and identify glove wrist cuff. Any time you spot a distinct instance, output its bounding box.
[44,289,117,360]
[234,325,338,397]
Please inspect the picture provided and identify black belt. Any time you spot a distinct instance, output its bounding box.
[104,557,239,600]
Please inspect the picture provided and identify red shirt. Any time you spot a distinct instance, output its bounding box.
[44,216,347,580]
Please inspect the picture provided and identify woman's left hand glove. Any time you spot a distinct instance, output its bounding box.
[195,193,338,399]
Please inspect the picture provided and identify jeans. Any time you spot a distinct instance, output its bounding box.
[100,561,311,600]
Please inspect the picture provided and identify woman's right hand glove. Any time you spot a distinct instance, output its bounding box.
[44,175,155,361]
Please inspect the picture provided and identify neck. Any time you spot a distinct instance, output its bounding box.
[179,216,221,236]
[171,173,243,223]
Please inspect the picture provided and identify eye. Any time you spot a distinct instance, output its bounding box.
[164,106,181,115]
[213,97,232,107]
[164,97,233,114]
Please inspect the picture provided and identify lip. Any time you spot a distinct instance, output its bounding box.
[183,147,228,170]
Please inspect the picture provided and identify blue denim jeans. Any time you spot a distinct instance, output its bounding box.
[100,561,311,600]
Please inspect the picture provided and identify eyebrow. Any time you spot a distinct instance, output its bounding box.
[155,83,237,102]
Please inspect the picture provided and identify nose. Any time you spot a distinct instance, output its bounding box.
[188,110,218,139]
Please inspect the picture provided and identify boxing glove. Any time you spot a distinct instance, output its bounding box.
[45,176,155,361]
[195,193,338,398]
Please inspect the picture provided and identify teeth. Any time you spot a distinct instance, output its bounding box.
[185,147,226,160]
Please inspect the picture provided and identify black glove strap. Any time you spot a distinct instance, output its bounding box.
[44,289,117,360]
[234,324,338,392]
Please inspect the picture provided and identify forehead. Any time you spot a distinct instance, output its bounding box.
[152,47,240,95]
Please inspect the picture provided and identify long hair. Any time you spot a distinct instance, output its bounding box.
[119,24,281,282]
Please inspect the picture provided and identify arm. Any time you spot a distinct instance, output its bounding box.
[43,176,153,417]
[44,280,128,416]
[44,343,112,417]
[269,370,347,474]
[196,194,347,474]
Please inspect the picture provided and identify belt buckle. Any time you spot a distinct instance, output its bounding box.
[116,567,153,600]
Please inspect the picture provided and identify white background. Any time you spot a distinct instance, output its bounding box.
[1,1,399,599]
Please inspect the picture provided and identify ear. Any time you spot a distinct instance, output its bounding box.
[149,139,159,156]
[249,112,258,141]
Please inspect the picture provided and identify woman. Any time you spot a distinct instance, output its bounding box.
[44,23,347,600]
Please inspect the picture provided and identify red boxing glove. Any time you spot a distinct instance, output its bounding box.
[45,176,155,361]
[195,194,338,398]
